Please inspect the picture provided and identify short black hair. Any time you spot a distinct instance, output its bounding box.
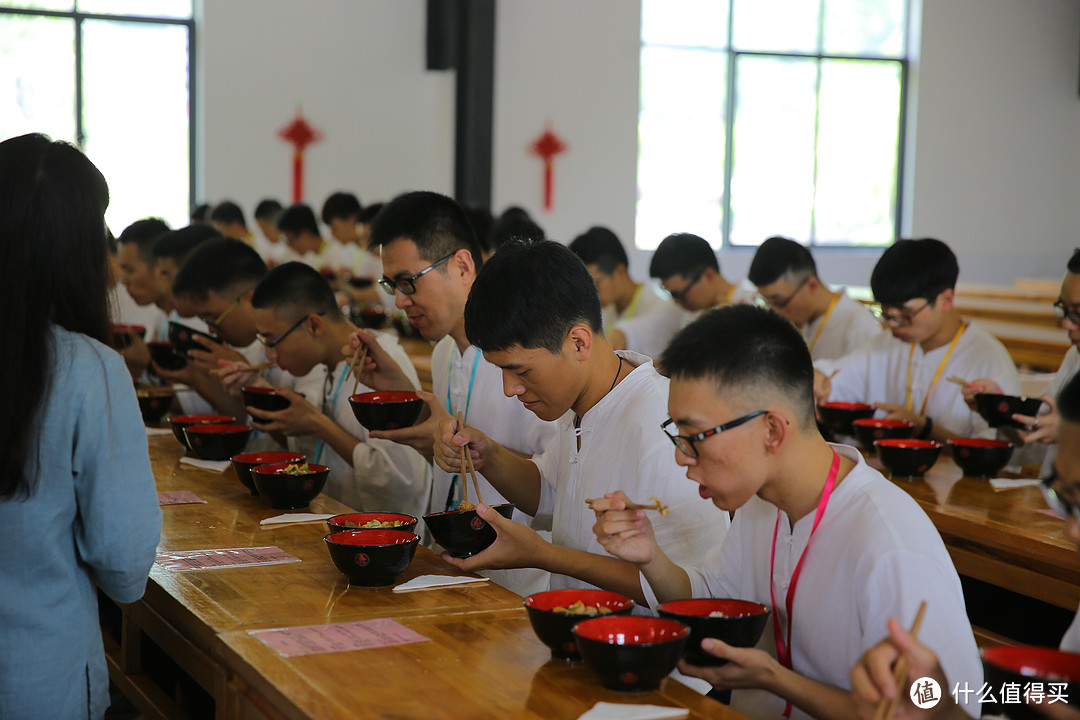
[464,238,602,353]
[117,217,170,261]
[490,207,544,251]
[251,262,340,320]
[870,238,959,307]
[358,202,384,225]
[172,238,268,302]
[747,236,817,287]
[649,232,719,281]
[277,204,320,235]
[190,203,212,224]
[321,192,362,224]
[466,205,494,254]
[210,200,246,228]
[569,226,628,275]
[661,304,817,427]
[369,191,484,271]
[1059,370,1080,424]
[1068,248,1080,274]
[152,224,222,264]
[254,199,282,221]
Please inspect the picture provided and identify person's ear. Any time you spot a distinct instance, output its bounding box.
[307,312,326,336]
[763,410,790,453]
[567,324,594,360]
[936,288,955,312]
[806,276,821,293]
[452,248,475,280]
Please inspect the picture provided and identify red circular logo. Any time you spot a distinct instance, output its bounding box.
[303,478,314,490]
[470,517,485,531]
[619,672,638,685]
[563,641,577,654]
[958,448,969,458]
[918,464,929,473]
[873,429,884,438]
[354,552,370,566]
[998,401,1010,413]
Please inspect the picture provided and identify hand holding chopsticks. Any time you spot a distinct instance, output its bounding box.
[349,342,368,396]
[457,411,483,506]
[585,496,669,515]
[872,600,928,720]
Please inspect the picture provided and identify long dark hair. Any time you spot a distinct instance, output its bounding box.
[0,133,111,498]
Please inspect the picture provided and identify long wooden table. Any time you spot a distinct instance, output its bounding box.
[103,435,743,720]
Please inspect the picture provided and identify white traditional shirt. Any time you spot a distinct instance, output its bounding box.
[642,445,982,719]
[253,234,290,267]
[1037,345,1080,475]
[815,321,1020,439]
[605,283,687,361]
[430,337,555,596]
[108,282,164,329]
[531,351,730,593]
[282,239,350,275]
[802,290,884,361]
[677,280,759,330]
[314,333,431,518]
[1060,607,1080,652]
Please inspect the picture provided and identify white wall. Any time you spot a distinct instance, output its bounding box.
[200,0,454,218]
[199,0,1080,286]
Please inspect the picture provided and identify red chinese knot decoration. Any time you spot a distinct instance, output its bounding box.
[277,108,324,203]
[530,123,567,211]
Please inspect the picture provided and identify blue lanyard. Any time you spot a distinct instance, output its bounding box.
[314,362,350,465]
[444,348,481,510]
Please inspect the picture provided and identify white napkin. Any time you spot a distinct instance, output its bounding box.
[179,456,231,473]
[577,703,689,720]
[146,427,174,436]
[392,574,490,593]
[989,478,1042,491]
[261,513,335,526]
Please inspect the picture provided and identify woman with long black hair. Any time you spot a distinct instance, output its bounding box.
[0,133,161,719]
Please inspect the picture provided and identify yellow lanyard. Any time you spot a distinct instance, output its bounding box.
[623,284,644,320]
[906,322,967,416]
[807,293,840,354]
[721,284,737,306]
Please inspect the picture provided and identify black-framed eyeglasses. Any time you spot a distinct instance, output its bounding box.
[874,300,932,328]
[762,276,810,310]
[1041,470,1080,524]
[256,312,326,349]
[665,269,704,302]
[378,252,455,296]
[661,410,768,458]
[1053,299,1080,326]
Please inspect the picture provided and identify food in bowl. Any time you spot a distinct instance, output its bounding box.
[326,512,418,535]
[230,451,305,496]
[657,598,771,667]
[524,589,635,660]
[250,462,329,509]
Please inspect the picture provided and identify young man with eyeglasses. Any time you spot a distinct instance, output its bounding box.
[569,226,684,360]
[850,370,1080,720]
[960,249,1080,476]
[244,262,430,517]
[171,239,327,432]
[813,238,1019,442]
[430,238,726,602]
[349,191,556,596]
[748,236,882,361]
[649,232,756,314]
[591,304,982,720]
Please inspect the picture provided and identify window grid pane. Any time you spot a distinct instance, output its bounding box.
[0,14,76,143]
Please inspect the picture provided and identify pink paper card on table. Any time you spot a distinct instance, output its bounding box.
[157,491,206,506]
[155,546,300,571]
[250,618,431,657]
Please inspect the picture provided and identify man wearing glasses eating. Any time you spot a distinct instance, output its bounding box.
[814,238,1019,442]
[648,232,756,314]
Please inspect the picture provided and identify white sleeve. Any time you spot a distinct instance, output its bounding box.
[529,436,560,532]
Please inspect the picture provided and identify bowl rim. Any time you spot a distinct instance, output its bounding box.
[241,385,286,396]
[349,390,423,404]
[656,597,771,618]
[184,423,253,435]
[324,529,420,547]
[874,438,943,449]
[250,461,329,476]
[819,401,875,411]
[947,437,1015,449]
[523,588,636,613]
[422,503,515,520]
[982,645,1080,682]
[973,391,1044,404]
[231,451,306,465]
[171,414,235,425]
[572,615,690,644]
[327,511,418,526]
[852,418,914,428]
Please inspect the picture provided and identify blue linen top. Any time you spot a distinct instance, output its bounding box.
[0,326,162,720]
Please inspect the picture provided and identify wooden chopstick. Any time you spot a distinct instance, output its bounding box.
[232,361,276,372]
[946,376,969,386]
[350,344,368,396]
[874,600,928,720]
[585,497,669,515]
[457,412,470,505]
[828,369,840,380]
[464,437,483,505]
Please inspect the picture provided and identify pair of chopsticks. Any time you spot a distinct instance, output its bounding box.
[349,343,369,396]
[457,412,483,505]
[946,376,969,387]
[231,361,276,373]
[584,497,670,515]
[873,600,927,720]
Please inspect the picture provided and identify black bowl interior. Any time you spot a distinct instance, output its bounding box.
[324,529,420,587]
[948,438,1015,477]
[184,423,253,461]
[657,598,771,667]
[974,393,1045,430]
[326,512,418,534]
[348,391,424,431]
[573,616,689,692]
[169,414,235,448]
[422,504,515,558]
[524,589,636,660]
[251,462,329,509]
[230,451,305,495]
[874,439,943,477]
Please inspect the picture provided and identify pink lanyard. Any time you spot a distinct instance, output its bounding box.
[769,449,840,717]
